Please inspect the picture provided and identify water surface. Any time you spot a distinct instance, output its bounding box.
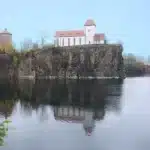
[0,78,150,150]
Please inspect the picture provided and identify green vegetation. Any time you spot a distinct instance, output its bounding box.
[0,120,11,146]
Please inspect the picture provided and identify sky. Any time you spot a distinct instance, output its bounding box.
[0,0,150,58]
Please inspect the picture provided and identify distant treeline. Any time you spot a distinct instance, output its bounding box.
[123,53,149,77]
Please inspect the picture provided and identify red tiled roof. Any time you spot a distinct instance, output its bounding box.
[55,30,84,37]
[84,19,96,26]
[94,33,105,41]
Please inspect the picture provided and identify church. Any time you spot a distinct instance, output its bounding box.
[54,19,105,47]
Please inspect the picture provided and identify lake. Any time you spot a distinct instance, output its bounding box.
[0,77,150,150]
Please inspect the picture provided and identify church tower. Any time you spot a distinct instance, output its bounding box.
[84,19,96,44]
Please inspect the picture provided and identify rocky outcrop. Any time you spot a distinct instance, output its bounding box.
[19,44,125,79]
[0,54,17,81]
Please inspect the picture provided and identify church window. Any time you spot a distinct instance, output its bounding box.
[74,38,76,45]
[62,38,64,46]
[79,38,81,45]
[68,38,70,46]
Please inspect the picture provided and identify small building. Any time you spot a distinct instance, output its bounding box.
[54,19,106,47]
[0,28,12,46]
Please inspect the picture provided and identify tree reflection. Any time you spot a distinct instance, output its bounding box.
[0,80,17,119]
[0,79,123,135]
[19,79,123,135]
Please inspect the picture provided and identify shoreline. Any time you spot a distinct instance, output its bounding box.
[19,76,122,80]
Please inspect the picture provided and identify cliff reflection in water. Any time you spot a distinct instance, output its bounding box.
[0,79,123,135]
[0,79,18,119]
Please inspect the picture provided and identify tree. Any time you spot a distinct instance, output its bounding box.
[32,42,39,49]
[20,39,33,52]
[123,53,146,76]
[39,30,49,47]
[148,55,150,64]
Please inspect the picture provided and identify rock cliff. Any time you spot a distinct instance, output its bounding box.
[19,44,125,79]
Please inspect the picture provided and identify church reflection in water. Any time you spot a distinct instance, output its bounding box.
[53,106,104,135]
[0,79,123,135]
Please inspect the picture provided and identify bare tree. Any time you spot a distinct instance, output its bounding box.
[20,39,33,51]
[32,42,39,49]
[148,55,150,64]
[39,30,49,47]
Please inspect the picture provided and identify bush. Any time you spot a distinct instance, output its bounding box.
[0,120,11,146]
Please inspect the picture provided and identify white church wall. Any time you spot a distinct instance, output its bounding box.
[84,26,96,44]
[94,40,105,44]
[54,19,105,47]
[100,40,104,44]
[58,36,85,47]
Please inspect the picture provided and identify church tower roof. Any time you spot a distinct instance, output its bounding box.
[0,28,12,35]
[84,19,96,26]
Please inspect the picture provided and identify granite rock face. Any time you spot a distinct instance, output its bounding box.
[19,44,125,79]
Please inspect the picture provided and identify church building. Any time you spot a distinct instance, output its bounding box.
[54,19,105,47]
